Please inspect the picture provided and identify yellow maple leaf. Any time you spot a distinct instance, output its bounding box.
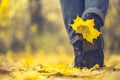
[70,15,101,44]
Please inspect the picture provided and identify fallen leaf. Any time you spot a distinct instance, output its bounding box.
[70,15,101,44]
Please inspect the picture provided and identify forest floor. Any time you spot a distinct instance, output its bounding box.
[0,50,120,80]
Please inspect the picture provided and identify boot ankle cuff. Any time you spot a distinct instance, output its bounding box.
[82,8,104,26]
[82,13,103,30]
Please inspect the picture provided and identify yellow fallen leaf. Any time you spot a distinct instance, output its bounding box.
[70,15,101,44]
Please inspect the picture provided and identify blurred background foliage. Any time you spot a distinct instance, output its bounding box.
[0,0,120,54]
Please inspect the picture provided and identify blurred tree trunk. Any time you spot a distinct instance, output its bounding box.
[29,0,44,34]
[108,0,120,53]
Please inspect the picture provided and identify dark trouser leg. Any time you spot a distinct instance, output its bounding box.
[59,0,85,67]
[59,0,85,44]
[83,0,109,25]
[80,0,109,68]
[82,0,109,52]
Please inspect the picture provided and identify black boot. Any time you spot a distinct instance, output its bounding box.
[73,14,104,68]
[73,40,104,68]
[83,13,104,68]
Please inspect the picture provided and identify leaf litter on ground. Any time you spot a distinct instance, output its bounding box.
[0,51,120,80]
